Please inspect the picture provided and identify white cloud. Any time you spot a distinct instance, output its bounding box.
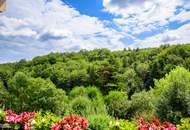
[169,10,190,23]
[103,0,190,49]
[0,0,190,63]
[129,23,190,48]
[0,0,126,63]
[103,0,190,35]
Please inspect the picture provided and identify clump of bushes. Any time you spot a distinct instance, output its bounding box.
[154,67,190,124]
[31,111,60,130]
[69,86,107,117]
[87,114,112,130]
[2,109,190,130]
[104,91,129,119]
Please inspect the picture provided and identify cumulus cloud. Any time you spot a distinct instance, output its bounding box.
[129,23,190,48]
[103,0,190,49]
[169,10,190,23]
[0,0,125,63]
[103,0,190,35]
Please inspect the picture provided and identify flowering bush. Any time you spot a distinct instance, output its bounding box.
[177,118,190,130]
[30,111,60,130]
[0,109,6,123]
[3,110,36,130]
[109,119,137,130]
[137,117,178,130]
[51,115,89,130]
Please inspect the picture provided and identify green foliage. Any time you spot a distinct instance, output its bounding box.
[0,68,13,88]
[0,124,21,129]
[0,109,5,123]
[177,118,190,130]
[69,86,107,116]
[86,87,107,115]
[1,44,190,122]
[154,67,190,123]
[28,78,68,114]
[109,120,137,130]
[69,86,87,98]
[96,61,117,94]
[128,91,154,119]
[115,68,143,99]
[6,72,68,114]
[86,86,102,100]
[31,112,60,130]
[0,81,9,107]
[104,91,129,118]
[87,114,112,130]
[70,96,93,117]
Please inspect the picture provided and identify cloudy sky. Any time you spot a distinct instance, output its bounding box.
[0,0,190,63]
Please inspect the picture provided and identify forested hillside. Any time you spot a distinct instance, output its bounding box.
[1,44,190,129]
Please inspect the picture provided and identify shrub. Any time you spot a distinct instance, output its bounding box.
[177,118,190,130]
[31,112,60,130]
[109,119,137,130]
[104,91,129,118]
[0,82,9,108]
[128,91,154,119]
[2,109,36,130]
[154,67,190,123]
[0,109,6,123]
[69,87,107,116]
[86,87,107,115]
[86,86,102,101]
[70,96,93,117]
[51,115,89,130]
[69,86,87,99]
[69,86,103,101]
[7,72,69,114]
[137,117,177,130]
[87,114,112,130]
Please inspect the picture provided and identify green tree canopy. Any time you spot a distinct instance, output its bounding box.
[154,67,190,123]
[7,72,68,114]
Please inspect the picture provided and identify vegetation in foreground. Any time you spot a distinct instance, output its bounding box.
[0,44,190,129]
[0,109,181,130]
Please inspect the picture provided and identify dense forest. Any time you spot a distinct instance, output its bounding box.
[1,44,190,129]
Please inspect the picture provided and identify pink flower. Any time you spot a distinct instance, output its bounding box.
[137,117,178,130]
[5,112,19,123]
[74,126,81,130]
[24,123,30,130]
[63,124,71,130]
[80,118,89,128]
[52,115,89,130]
[51,123,61,130]
[4,110,35,130]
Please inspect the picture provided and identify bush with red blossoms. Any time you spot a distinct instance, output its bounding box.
[4,110,36,130]
[137,117,178,130]
[51,115,89,130]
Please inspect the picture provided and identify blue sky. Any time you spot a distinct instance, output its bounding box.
[0,0,190,63]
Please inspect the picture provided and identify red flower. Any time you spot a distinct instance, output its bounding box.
[52,123,61,130]
[52,115,89,130]
[24,123,31,130]
[137,117,178,130]
[74,126,81,130]
[4,110,36,130]
[63,124,71,130]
